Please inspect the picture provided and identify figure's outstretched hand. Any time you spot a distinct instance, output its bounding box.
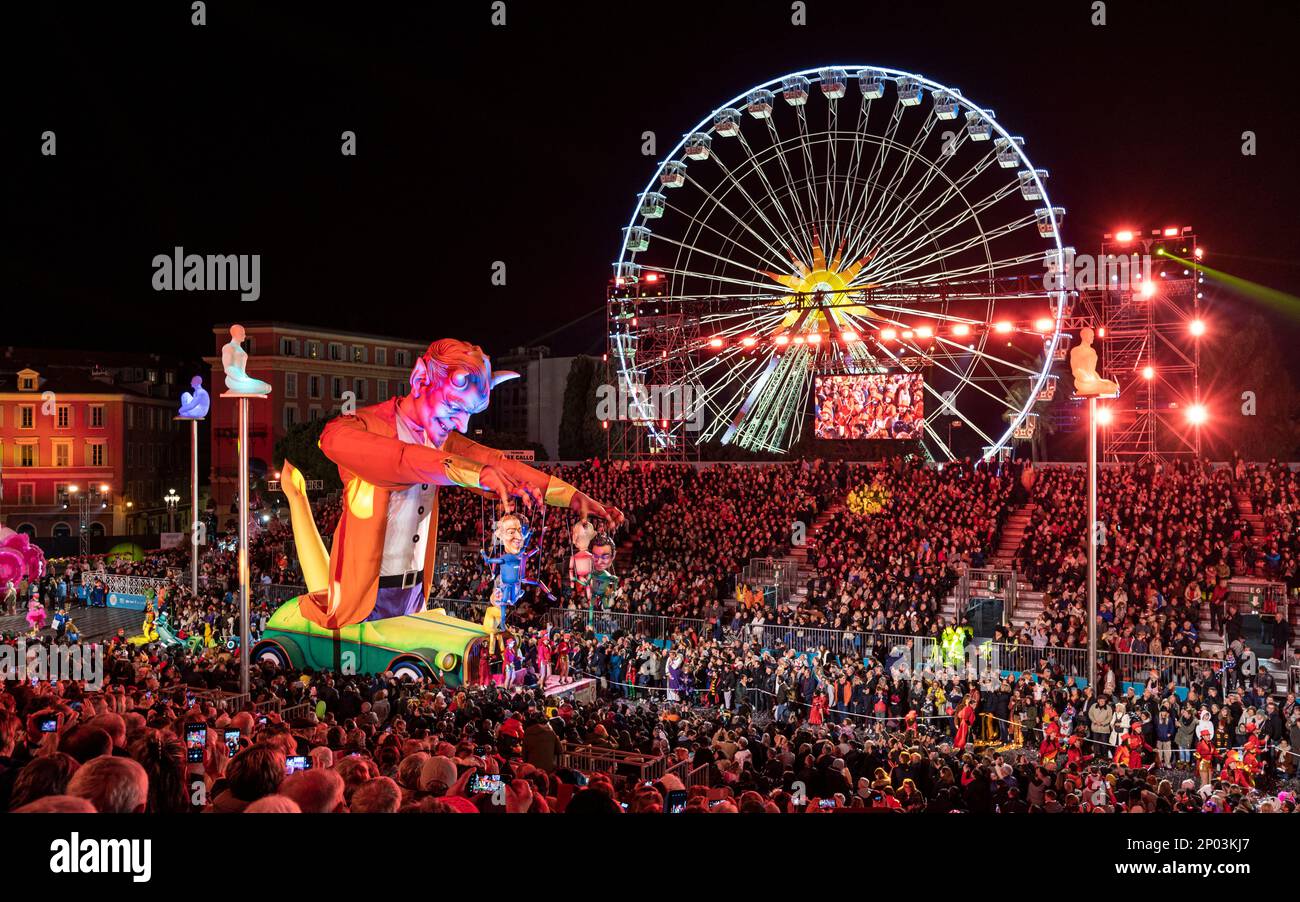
[570,493,624,532]
[478,465,543,511]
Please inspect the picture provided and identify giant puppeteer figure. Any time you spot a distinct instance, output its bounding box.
[279,339,622,629]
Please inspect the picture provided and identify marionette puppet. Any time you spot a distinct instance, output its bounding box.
[481,512,555,630]
[586,534,620,613]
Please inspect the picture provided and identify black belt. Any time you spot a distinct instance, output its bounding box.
[378,569,424,589]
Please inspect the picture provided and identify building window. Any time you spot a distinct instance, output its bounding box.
[18,372,37,391]
[331,377,343,400]
[18,485,35,506]
[308,375,322,399]
[306,341,321,359]
[328,343,344,362]
[280,337,298,356]
[18,405,35,429]
[353,378,367,402]
[377,379,389,401]
[17,522,37,538]
[17,443,37,467]
[394,349,410,368]
[89,404,105,428]
[283,406,299,429]
[165,371,175,385]
[147,369,158,383]
[126,405,134,429]
[56,404,72,429]
[376,348,387,366]
[352,345,367,363]
[309,406,322,422]
[53,440,72,468]
[87,441,106,467]
[285,373,298,399]
[52,522,71,538]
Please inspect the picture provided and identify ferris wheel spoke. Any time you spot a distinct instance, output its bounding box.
[660,199,791,275]
[733,130,812,267]
[763,118,816,263]
[857,164,1014,281]
[792,107,825,241]
[680,173,805,272]
[852,135,992,266]
[831,96,873,258]
[863,203,1032,285]
[850,114,938,254]
[851,144,1002,269]
[707,151,810,266]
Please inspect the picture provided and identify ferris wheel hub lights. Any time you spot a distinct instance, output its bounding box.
[792,336,805,345]
[842,330,859,341]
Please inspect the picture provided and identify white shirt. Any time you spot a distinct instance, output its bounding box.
[380,408,441,577]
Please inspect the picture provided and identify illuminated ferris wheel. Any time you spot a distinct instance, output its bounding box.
[610,65,1071,459]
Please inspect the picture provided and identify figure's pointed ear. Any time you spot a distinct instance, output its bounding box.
[409,356,431,399]
[492,370,520,389]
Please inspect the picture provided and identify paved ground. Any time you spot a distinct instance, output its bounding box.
[0,606,144,643]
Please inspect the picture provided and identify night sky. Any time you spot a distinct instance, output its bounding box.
[7,0,1298,364]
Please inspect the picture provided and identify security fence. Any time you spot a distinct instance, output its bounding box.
[734,556,804,605]
[548,607,1241,694]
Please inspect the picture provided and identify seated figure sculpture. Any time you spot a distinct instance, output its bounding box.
[1070,327,1120,398]
[177,375,210,418]
[221,324,273,396]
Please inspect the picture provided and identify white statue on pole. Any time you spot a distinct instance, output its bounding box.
[220,324,272,397]
[177,375,210,419]
[1069,327,1119,398]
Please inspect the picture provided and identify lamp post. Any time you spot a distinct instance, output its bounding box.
[164,488,180,533]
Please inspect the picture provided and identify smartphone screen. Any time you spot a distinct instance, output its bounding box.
[286,755,311,775]
[40,718,58,733]
[224,729,241,759]
[819,798,836,809]
[470,773,503,794]
[185,724,206,763]
[666,789,688,813]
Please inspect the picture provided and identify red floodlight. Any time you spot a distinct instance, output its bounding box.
[951,323,970,337]
[1189,319,1206,337]
[1034,317,1053,333]
[880,327,897,341]
[1115,230,1134,243]
[994,321,1013,334]
[1163,227,1179,237]
[709,337,723,348]
[644,272,659,282]
[741,336,757,347]
[1096,407,1113,426]
[775,334,790,346]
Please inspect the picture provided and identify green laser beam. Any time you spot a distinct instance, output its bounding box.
[1157,249,1300,314]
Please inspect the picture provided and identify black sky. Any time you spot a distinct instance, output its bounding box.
[7,0,1299,363]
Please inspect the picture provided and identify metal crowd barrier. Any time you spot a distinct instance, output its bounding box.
[558,744,671,782]
[546,608,1253,693]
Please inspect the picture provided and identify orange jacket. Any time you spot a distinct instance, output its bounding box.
[297,398,575,629]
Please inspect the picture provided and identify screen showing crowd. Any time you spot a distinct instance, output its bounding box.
[813,373,924,440]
